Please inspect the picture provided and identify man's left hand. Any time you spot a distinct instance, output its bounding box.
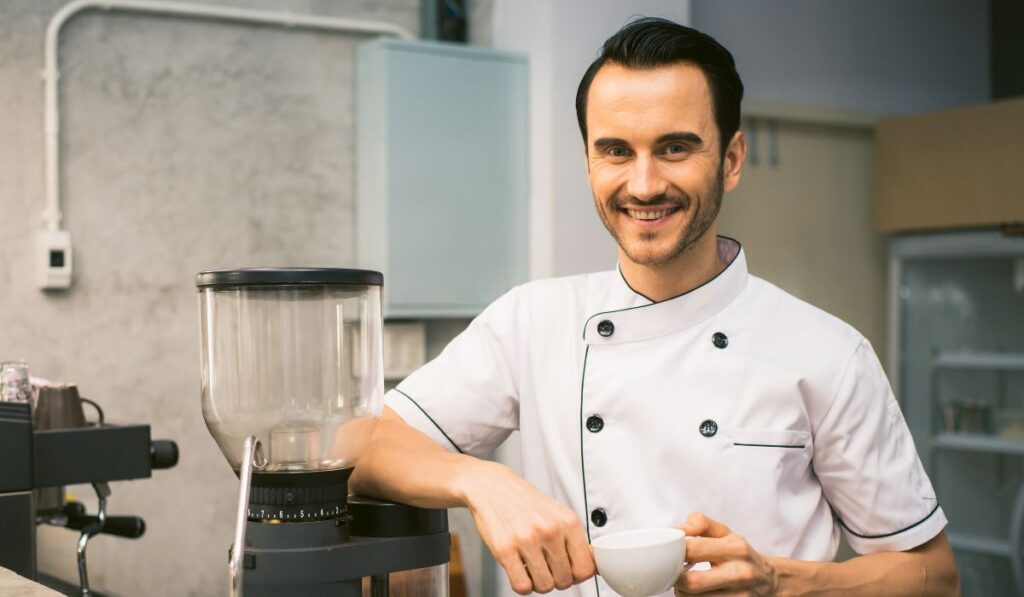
[674,512,778,596]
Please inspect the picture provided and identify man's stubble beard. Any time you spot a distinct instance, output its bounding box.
[596,167,725,267]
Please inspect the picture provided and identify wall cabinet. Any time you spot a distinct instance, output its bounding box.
[356,39,529,318]
[874,97,1024,233]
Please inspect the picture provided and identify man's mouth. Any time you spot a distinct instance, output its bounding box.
[626,208,675,220]
[620,206,682,223]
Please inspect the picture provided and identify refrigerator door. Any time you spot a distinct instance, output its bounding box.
[890,231,1024,596]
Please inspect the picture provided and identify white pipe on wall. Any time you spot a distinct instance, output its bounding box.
[42,0,415,231]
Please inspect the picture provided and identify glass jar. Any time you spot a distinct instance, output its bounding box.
[197,268,384,472]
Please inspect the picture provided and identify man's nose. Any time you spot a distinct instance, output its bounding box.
[625,155,669,202]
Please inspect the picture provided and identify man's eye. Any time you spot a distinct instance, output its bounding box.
[665,143,687,155]
[609,147,629,157]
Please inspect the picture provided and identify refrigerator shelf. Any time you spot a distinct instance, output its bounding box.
[946,532,1013,558]
[891,231,1024,595]
[932,433,1024,456]
[932,351,1024,371]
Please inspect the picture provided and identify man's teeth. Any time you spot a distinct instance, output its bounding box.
[627,209,672,220]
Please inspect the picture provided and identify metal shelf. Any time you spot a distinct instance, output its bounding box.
[947,532,1013,558]
[932,433,1024,456]
[933,352,1024,371]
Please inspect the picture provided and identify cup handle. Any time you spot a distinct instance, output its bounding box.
[80,397,105,426]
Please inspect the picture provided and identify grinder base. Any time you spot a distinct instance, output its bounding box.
[237,496,450,595]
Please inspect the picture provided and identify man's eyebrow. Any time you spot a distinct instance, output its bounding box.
[592,137,629,150]
[655,131,704,146]
[592,132,705,151]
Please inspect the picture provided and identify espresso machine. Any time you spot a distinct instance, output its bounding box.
[0,386,178,594]
[196,268,450,596]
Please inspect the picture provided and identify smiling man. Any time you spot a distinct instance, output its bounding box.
[584,59,731,302]
[351,18,959,596]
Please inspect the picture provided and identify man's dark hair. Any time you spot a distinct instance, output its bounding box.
[575,17,744,158]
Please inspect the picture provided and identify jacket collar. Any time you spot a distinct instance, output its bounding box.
[583,237,747,345]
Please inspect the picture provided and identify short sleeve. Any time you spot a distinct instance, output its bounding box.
[812,340,947,554]
[384,288,522,458]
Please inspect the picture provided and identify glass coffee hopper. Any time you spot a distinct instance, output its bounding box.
[197,268,450,597]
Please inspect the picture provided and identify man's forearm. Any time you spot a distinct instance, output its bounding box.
[769,534,959,596]
[349,407,484,509]
[350,407,599,595]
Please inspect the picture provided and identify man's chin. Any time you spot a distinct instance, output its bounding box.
[620,245,679,267]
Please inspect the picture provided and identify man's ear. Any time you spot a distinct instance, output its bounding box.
[722,130,747,194]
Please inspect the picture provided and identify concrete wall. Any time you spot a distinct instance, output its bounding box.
[1,1,417,595]
[691,0,990,114]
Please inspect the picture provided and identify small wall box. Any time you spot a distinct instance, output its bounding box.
[356,39,529,318]
[37,230,72,289]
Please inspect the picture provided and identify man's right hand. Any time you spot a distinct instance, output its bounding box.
[455,460,596,594]
[351,408,596,594]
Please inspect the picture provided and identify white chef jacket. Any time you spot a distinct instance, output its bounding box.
[385,237,946,597]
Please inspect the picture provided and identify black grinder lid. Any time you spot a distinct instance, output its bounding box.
[196,267,383,289]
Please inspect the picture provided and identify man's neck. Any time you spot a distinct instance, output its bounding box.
[619,231,725,302]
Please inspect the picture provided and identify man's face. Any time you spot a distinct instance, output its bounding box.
[585,62,739,267]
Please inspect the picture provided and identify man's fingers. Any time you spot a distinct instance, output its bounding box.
[541,540,575,590]
[564,522,597,582]
[675,562,754,594]
[496,551,533,596]
[675,589,747,597]
[520,544,557,593]
[465,469,596,594]
[680,512,732,538]
[675,590,748,597]
[538,517,577,591]
[684,536,728,564]
[683,536,750,564]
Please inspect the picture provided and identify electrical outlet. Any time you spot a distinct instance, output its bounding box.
[37,230,72,290]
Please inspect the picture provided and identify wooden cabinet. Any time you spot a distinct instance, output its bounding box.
[874,97,1024,233]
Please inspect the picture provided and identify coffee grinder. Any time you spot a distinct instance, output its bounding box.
[196,268,450,596]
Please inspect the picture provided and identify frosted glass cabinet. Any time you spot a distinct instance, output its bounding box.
[890,230,1024,595]
[356,39,529,318]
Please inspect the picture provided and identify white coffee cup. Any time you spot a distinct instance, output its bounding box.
[592,527,686,596]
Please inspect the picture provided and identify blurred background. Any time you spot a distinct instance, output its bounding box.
[0,0,1021,595]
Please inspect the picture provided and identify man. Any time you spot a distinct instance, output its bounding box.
[351,18,959,596]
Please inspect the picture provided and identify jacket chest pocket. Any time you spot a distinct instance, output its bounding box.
[730,428,810,450]
[722,429,813,504]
